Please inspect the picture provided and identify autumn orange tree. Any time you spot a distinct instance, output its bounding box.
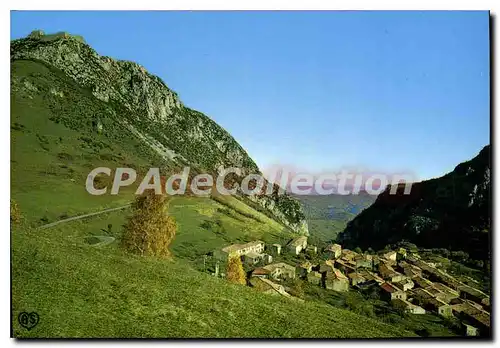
[226,255,246,285]
[121,190,177,258]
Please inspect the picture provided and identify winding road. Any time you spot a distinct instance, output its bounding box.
[38,204,131,230]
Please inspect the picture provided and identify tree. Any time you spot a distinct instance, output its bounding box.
[226,256,246,285]
[288,279,305,299]
[451,250,469,263]
[121,190,177,258]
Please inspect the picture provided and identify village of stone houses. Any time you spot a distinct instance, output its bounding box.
[205,236,490,337]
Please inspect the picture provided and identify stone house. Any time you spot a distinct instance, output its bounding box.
[325,244,342,259]
[396,247,407,261]
[451,301,490,334]
[243,251,264,265]
[378,263,405,283]
[412,275,434,289]
[383,250,397,262]
[394,278,415,292]
[324,268,349,292]
[251,267,270,278]
[287,236,308,255]
[249,277,290,298]
[298,261,313,278]
[318,261,333,274]
[307,271,322,286]
[458,285,489,306]
[378,263,393,277]
[354,254,373,269]
[354,279,379,290]
[412,288,453,317]
[359,270,385,285]
[347,260,358,270]
[463,323,479,337]
[403,268,419,279]
[380,282,407,301]
[250,278,305,302]
[438,274,462,291]
[222,240,265,258]
[270,243,282,255]
[466,299,485,311]
[481,297,490,311]
[263,262,296,280]
[334,259,356,274]
[398,261,422,277]
[409,287,434,302]
[450,297,465,305]
[403,265,422,278]
[424,298,453,318]
[264,254,273,264]
[341,249,358,261]
[347,272,367,286]
[306,245,318,254]
[392,298,426,314]
[428,283,459,303]
[413,260,462,290]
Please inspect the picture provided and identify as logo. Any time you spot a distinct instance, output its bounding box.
[18,312,39,331]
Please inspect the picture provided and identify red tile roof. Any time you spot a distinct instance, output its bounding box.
[381,282,400,293]
[252,268,270,276]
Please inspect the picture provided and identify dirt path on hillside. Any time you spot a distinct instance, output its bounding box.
[38,204,131,230]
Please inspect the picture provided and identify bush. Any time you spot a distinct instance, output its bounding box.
[415,328,430,337]
[121,190,176,258]
[57,152,73,161]
[287,279,305,299]
[450,250,469,262]
[200,219,225,236]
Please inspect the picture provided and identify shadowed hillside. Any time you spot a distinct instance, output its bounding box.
[338,145,491,261]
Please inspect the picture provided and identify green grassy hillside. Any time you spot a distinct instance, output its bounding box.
[11,33,308,234]
[11,41,416,339]
[11,59,163,224]
[10,57,292,259]
[168,195,291,263]
[11,216,415,338]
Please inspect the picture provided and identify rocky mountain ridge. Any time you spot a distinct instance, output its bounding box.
[11,30,307,234]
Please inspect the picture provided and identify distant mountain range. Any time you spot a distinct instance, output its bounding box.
[293,192,377,243]
[338,145,491,261]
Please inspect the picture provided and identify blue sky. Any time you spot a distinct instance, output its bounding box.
[11,11,490,180]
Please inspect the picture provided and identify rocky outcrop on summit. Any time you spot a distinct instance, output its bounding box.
[338,145,491,260]
[11,32,251,172]
[11,31,307,234]
[12,32,181,119]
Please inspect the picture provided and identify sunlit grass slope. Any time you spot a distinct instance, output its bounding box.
[12,215,415,338]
